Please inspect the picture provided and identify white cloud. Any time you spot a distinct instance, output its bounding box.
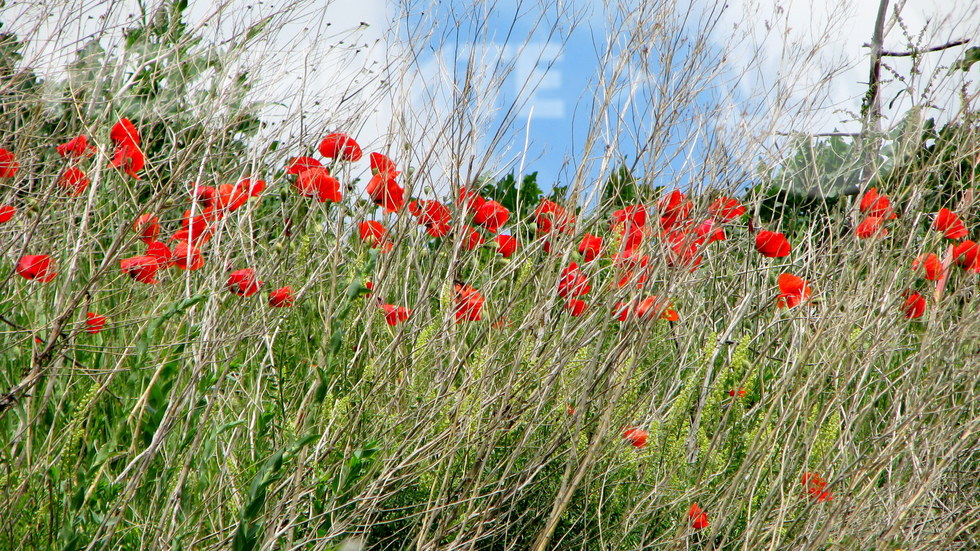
[712,0,980,138]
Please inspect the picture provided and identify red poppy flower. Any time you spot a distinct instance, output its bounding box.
[215,181,257,213]
[364,281,374,297]
[57,166,90,197]
[425,221,451,238]
[613,301,632,321]
[635,296,678,321]
[708,197,746,222]
[178,209,215,243]
[358,220,386,242]
[612,204,648,229]
[16,254,56,282]
[534,199,573,234]
[145,240,174,268]
[658,190,690,218]
[238,178,265,198]
[286,156,323,175]
[952,239,980,272]
[120,255,160,284]
[366,173,405,212]
[494,234,518,258]
[173,227,214,246]
[565,298,587,316]
[369,152,398,176]
[688,503,709,530]
[227,268,263,297]
[802,472,833,502]
[318,132,362,161]
[578,233,603,262]
[473,200,509,233]
[859,187,897,219]
[558,262,591,298]
[216,183,250,213]
[409,199,449,225]
[173,241,204,270]
[0,204,16,223]
[755,230,792,257]
[902,291,926,319]
[409,199,452,237]
[694,218,726,243]
[292,166,326,195]
[729,388,746,398]
[668,246,703,271]
[459,187,486,212]
[295,167,342,203]
[614,250,648,267]
[666,232,704,271]
[461,225,485,250]
[0,148,20,178]
[85,312,107,334]
[111,142,145,179]
[454,283,485,322]
[777,273,811,308]
[133,213,160,244]
[933,208,968,239]
[57,134,96,158]
[269,286,296,307]
[912,253,943,280]
[614,253,651,289]
[615,269,646,289]
[855,215,887,238]
[623,427,648,448]
[189,184,217,209]
[658,190,692,231]
[358,221,393,252]
[381,304,412,326]
[621,223,646,254]
[110,118,140,146]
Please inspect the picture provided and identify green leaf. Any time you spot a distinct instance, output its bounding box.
[954,46,980,72]
[135,294,208,359]
[232,434,316,549]
[245,16,273,44]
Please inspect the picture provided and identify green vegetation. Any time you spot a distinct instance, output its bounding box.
[1,2,979,550]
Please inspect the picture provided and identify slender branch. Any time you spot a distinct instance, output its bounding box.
[776,131,862,137]
[861,0,890,183]
[863,38,971,57]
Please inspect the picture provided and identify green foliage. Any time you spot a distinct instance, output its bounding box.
[754,134,861,228]
[134,293,207,364]
[483,171,543,223]
[880,114,980,211]
[2,3,979,550]
[600,165,640,208]
[953,46,980,72]
[233,434,317,551]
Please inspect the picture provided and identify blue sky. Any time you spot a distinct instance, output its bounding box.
[395,0,980,197]
[6,0,979,199]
